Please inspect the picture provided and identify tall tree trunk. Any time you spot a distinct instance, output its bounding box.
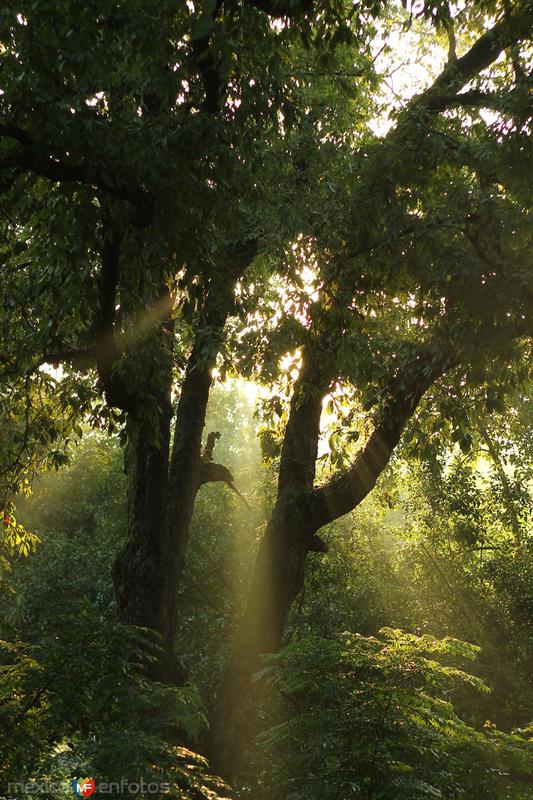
[209,351,329,778]
[110,303,181,678]
[112,394,173,637]
[208,507,311,778]
[112,243,257,682]
[161,282,233,675]
[111,296,225,682]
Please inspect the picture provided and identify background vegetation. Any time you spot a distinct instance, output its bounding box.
[1,383,532,798]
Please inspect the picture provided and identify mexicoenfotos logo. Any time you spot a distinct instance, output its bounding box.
[72,777,96,797]
[7,776,170,795]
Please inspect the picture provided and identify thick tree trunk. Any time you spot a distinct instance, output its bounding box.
[209,351,328,778]
[115,420,170,636]
[112,243,257,682]
[112,388,180,677]
[112,308,222,682]
[209,506,310,778]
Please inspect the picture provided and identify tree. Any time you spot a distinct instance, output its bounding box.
[208,1,533,777]
[0,0,381,679]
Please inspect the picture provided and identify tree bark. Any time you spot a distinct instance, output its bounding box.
[112,393,173,641]
[209,350,329,777]
[160,281,234,676]
[112,242,257,681]
[111,291,229,681]
[110,282,181,678]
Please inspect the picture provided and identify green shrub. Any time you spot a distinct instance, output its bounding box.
[256,629,533,800]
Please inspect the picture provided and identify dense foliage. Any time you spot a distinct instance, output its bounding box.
[256,631,532,800]
[0,434,230,798]
[1,0,532,796]
[1,391,532,797]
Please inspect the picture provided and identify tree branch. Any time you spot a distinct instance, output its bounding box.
[277,349,331,496]
[337,11,532,281]
[199,460,251,509]
[92,208,138,412]
[0,123,147,207]
[31,207,136,409]
[427,85,532,113]
[421,10,532,113]
[167,237,258,566]
[202,431,222,462]
[43,346,98,368]
[311,349,454,528]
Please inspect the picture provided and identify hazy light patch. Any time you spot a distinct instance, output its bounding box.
[369,13,447,136]
[238,378,261,405]
[212,372,267,407]
[279,350,302,380]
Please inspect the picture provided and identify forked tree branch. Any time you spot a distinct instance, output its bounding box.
[310,350,454,528]
[420,9,532,112]
[307,297,532,533]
